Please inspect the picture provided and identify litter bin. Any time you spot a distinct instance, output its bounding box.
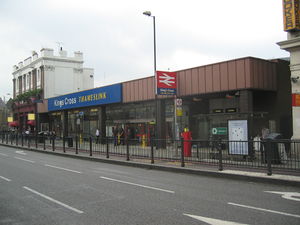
[67,137,73,147]
[263,133,282,164]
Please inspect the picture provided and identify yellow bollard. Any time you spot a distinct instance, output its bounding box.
[141,134,146,147]
[80,134,83,144]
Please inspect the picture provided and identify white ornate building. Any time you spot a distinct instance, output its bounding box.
[12,48,94,99]
[277,0,300,139]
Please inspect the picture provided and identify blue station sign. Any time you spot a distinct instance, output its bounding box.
[48,84,122,111]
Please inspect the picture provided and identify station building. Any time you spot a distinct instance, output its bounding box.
[37,56,292,141]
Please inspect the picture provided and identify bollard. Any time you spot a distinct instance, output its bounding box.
[63,136,66,153]
[181,138,185,167]
[52,136,55,151]
[16,134,18,146]
[75,136,78,154]
[28,136,30,148]
[35,135,38,149]
[106,137,109,158]
[218,140,223,171]
[266,140,272,176]
[89,137,92,156]
[150,138,154,164]
[43,135,46,150]
[21,135,24,146]
[126,138,130,161]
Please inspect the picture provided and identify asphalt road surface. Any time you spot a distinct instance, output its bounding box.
[0,145,299,225]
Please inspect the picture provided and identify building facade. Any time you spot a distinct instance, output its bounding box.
[277,0,300,139]
[11,48,94,133]
[42,57,292,145]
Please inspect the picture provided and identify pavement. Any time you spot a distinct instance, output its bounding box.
[1,142,300,187]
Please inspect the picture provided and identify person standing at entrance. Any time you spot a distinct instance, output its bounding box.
[95,129,100,144]
[113,126,118,146]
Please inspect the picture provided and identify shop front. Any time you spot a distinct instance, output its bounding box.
[47,84,122,138]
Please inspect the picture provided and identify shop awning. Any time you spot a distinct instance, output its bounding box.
[27,120,35,126]
[8,121,19,127]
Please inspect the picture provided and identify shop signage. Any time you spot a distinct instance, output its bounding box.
[48,84,122,111]
[28,113,35,120]
[212,127,227,135]
[156,71,177,95]
[7,117,13,122]
[283,0,300,31]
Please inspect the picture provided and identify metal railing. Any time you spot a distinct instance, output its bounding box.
[1,131,299,176]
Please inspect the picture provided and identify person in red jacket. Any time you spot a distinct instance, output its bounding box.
[181,127,192,157]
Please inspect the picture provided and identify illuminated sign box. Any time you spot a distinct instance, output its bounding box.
[48,84,122,111]
[292,93,300,106]
[213,109,224,113]
[156,71,177,95]
[28,114,35,120]
[283,0,300,31]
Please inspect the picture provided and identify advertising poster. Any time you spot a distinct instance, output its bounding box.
[228,120,248,155]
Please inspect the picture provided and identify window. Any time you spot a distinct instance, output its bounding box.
[37,69,41,87]
[23,75,26,92]
[15,79,19,95]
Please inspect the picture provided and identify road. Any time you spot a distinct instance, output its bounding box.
[0,145,299,225]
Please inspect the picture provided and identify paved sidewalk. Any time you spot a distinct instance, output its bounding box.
[1,142,300,187]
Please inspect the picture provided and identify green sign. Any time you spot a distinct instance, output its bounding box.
[212,127,227,135]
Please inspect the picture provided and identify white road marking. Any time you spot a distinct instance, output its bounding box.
[265,191,300,202]
[16,150,27,155]
[23,186,84,214]
[183,213,248,225]
[45,164,82,174]
[0,175,11,182]
[228,202,300,218]
[100,176,175,194]
[14,157,35,163]
[0,153,8,156]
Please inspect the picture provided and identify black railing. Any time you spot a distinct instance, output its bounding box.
[1,131,299,175]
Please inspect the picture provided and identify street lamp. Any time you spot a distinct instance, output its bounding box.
[142,11,157,89]
[143,10,159,146]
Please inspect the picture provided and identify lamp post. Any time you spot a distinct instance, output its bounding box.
[143,11,157,87]
[143,10,159,146]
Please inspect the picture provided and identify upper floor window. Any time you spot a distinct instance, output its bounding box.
[15,79,19,95]
[23,76,26,92]
[37,69,41,87]
[26,73,31,90]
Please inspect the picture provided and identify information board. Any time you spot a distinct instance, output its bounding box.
[228,120,248,155]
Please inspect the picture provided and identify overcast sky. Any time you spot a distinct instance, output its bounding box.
[0,0,289,100]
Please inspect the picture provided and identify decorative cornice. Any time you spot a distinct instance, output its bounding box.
[277,37,300,50]
[12,56,84,75]
[44,65,55,71]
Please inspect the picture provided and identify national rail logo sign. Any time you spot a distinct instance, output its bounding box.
[156,71,177,95]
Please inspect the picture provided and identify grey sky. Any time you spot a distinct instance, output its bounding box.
[0,0,289,100]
